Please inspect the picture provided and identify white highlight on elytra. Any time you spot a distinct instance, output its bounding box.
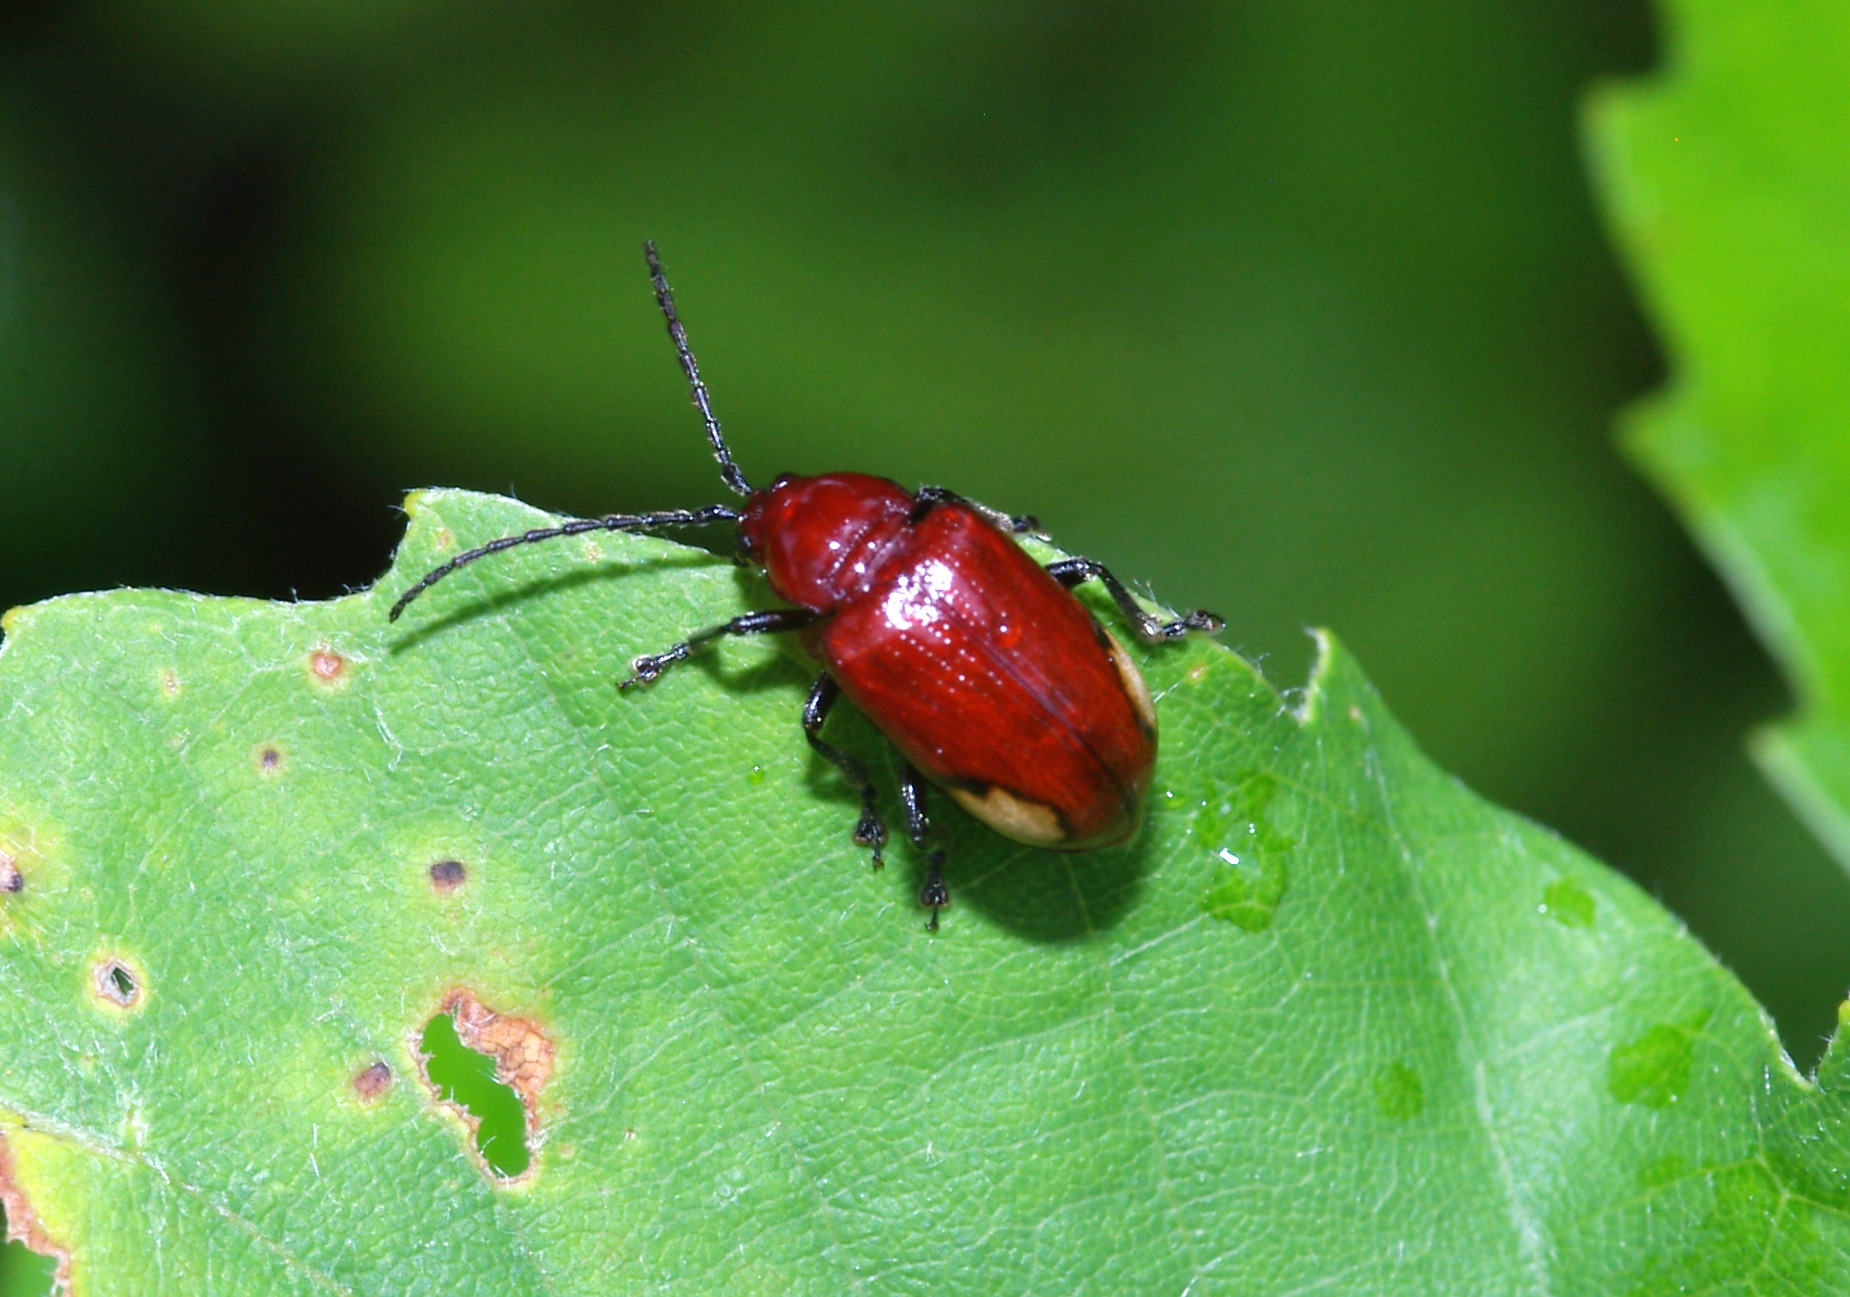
[881,559,957,631]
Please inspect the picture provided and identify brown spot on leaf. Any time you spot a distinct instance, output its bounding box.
[91,957,141,1009]
[351,1061,394,1104]
[434,527,456,551]
[0,1132,73,1295]
[0,851,20,893]
[310,649,344,681]
[428,859,468,892]
[255,745,284,777]
[446,990,554,1111]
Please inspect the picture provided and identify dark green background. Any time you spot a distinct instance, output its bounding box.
[1,2,1843,1285]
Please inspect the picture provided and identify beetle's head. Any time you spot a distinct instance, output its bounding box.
[738,472,915,610]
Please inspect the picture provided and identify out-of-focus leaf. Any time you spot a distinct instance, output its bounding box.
[1588,2,1850,870]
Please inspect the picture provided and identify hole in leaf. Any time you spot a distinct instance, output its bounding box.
[420,1003,540,1179]
[0,1205,57,1297]
[428,859,467,892]
[91,958,140,1008]
[1,1135,69,1295]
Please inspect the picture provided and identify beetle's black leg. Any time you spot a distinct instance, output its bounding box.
[801,674,888,868]
[1046,557,1224,644]
[912,485,1041,536]
[901,763,950,932]
[899,763,932,850]
[620,608,818,689]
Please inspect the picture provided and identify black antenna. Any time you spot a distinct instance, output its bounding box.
[388,504,739,621]
[645,240,753,498]
[387,244,753,623]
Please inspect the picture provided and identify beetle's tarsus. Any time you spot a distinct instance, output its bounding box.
[620,647,686,689]
[920,859,949,933]
[1147,609,1224,642]
[854,814,888,870]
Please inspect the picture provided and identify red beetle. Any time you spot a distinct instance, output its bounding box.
[391,243,1222,928]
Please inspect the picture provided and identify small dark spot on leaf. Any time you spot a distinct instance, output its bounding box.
[429,859,468,891]
[0,852,20,893]
[92,958,141,1008]
[253,744,285,777]
[351,1060,394,1104]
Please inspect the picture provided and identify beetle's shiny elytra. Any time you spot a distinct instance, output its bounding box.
[744,472,1157,851]
[390,243,1223,929]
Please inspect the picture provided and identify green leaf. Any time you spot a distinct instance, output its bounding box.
[3,487,1850,1293]
[1586,3,1850,869]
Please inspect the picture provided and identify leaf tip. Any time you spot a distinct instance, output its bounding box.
[1298,627,1375,727]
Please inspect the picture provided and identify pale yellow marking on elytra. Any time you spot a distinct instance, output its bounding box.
[1104,631,1158,735]
[948,785,1065,847]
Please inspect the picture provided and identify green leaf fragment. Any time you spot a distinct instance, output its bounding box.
[0,489,1846,1292]
[1541,878,1597,929]
[1194,770,1293,931]
[1608,1018,1703,1109]
[1370,1062,1425,1122]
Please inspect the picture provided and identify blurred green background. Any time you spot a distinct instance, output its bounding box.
[2,1,1846,1283]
